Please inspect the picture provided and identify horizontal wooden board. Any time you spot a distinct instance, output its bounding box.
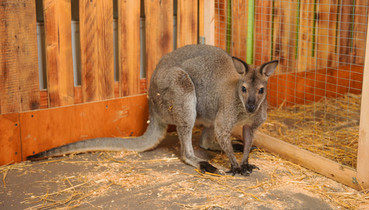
[20,95,149,160]
[0,113,21,165]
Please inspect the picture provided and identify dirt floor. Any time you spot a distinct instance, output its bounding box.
[1,133,368,209]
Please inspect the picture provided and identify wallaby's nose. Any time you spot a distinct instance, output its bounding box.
[246,104,256,113]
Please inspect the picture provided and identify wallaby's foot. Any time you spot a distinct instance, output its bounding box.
[240,163,260,176]
[225,164,242,176]
[199,161,219,174]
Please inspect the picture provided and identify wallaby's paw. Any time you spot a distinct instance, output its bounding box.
[225,165,242,176]
[199,161,219,174]
[241,163,260,176]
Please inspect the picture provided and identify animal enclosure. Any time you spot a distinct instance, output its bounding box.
[0,0,368,190]
[211,0,369,189]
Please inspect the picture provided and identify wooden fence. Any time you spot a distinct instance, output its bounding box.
[0,0,198,165]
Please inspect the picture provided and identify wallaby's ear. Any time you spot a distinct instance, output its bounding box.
[232,56,249,75]
[260,60,279,77]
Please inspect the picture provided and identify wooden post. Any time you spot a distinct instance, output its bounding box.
[144,0,173,87]
[79,0,114,102]
[203,0,215,46]
[43,0,75,107]
[0,0,40,114]
[118,0,141,96]
[356,15,369,190]
[177,1,198,48]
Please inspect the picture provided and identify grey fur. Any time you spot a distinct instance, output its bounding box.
[28,45,278,175]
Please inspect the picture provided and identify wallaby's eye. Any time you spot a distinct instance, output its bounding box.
[242,86,247,93]
[259,88,264,94]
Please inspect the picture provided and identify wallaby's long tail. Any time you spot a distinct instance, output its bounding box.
[27,116,168,160]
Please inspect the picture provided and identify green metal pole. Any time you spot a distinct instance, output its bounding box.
[247,0,255,64]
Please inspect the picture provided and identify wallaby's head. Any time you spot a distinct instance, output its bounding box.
[233,57,279,113]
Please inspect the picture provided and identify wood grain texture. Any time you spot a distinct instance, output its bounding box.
[215,0,227,50]
[315,0,339,69]
[338,0,354,65]
[351,0,369,65]
[231,127,361,190]
[145,0,173,87]
[272,0,298,73]
[118,0,141,96]
[297,0,316,72]
[357,15,369,189]
[177,0,198,48]
[0,0,40,114]
[203,0,215,45]
[254,0,272,66]
[43,0,74,107]
[232,0,248,61]
[80,0,114,102]
[0,113,21,165]
[21,95,149,160]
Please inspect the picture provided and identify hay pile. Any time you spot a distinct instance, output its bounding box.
[260,93,361,168]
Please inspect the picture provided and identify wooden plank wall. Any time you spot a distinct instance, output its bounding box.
[0,0,199,165]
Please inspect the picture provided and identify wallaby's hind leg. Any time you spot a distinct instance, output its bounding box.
[151,67,218,173]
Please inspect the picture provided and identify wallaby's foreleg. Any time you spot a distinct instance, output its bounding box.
[215,118,241,175]
[240,125,259,175]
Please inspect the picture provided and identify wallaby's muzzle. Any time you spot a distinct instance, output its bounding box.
[246,102,256,113]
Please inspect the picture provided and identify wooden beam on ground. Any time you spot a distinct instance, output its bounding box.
[356,15,369,190]
[20,95,149,161]
[43,0,75,107]
[231,127,361,190]
[0,0,40,114]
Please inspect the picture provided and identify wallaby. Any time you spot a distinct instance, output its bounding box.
[28,44,278,175]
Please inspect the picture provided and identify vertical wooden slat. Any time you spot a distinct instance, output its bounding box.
[145,0,173,86]
[351,0,369,64]
[315,0,339,69]
[43,0,74,107]
[254,0,273,66]
[297,0,316,72]
[118,0,141,96]
[203,0,215,45]
[338,0,354,65]
[272,0,298,73]
[177,1,198,48]
[215,0,227,50]
[232,0,248,61]
[0,0,40,114]
[357,14,369,190]
[80,0,114,102]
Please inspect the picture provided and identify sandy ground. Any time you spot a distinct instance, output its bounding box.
[1,133,368,209]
